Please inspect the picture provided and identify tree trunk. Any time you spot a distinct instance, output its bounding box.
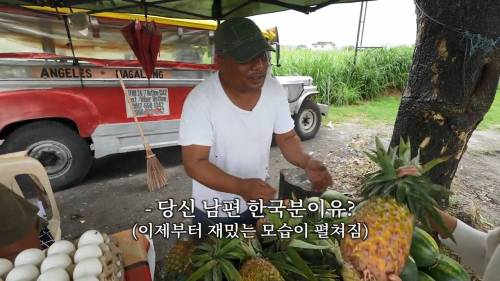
[391,0,500,204]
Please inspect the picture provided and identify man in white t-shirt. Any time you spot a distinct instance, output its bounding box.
[178,17,332,232]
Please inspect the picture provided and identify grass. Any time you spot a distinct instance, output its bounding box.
[273,47,413,106]
[326,95,400,126]
[480,88,500,129]
[325,88,500,130]
[274,47,499,129]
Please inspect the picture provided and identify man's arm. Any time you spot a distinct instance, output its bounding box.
[397,167,490,277]
[274,130,310,168]
[182,145,276,201]
[274,130,332,192]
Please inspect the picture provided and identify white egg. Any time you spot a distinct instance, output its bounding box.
[47,241,76,257]
[0,258,13,278]
[72,258,102,280]
[73,245,103,264]
[36,268,69,281]
[5,264,39,281]
[77,230,104,248]
[40,254,71,273]
[14,249,45,267]
[73,276,100,281]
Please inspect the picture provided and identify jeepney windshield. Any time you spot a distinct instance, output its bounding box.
[0,9,214,64]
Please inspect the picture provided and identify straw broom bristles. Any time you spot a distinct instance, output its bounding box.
[145,144,168,191]
[117,71,168,191]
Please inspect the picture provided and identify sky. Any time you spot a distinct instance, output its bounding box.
[249,0,417,48]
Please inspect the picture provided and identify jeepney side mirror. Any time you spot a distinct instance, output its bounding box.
[68,13,89,31]
[69,13,100,38]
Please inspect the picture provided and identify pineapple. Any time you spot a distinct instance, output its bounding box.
[341,198,413,280]
[341,263,363,281]
[340,137,452,281]
[240,257,285,281]
[165,239,196,274]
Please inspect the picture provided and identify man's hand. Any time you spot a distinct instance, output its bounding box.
[396,165,421,178]
[305,158,332,193]
[239,178,277,202]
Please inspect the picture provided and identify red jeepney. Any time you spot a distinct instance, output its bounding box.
[0,6,326,190]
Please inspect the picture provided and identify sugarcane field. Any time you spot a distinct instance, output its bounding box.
[1,1,499,281]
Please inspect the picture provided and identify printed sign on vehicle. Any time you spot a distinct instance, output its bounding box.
[125,88,170,117]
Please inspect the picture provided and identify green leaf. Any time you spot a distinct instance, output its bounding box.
[217,238,242,257]
[212,266,222,281]
[420,156,449,174]
[407,191,417,214]
[219,259,242,281]
[191,253,212,264]
[270,259,309,279]
[401,143,411,165]
[395,182,407,203]
[264,208,283,228]
[375,136,386,153]
[225,249,248,261]
[266,252,307,280]
[398,137,411,162]
[364,151,379,163]
[286,247,318,281]
[288,217,303,227]
[288,239,331,250]
[187,260,217,281]
[410,149,421,165]
[381,183,397,197]
[251,238,262,252]
[198,243,212,251]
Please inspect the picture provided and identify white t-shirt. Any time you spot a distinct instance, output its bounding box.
[178,71,295,216]
[440,220,500,280]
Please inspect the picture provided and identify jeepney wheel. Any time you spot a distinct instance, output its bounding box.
[294,99,322,140]
[2,121,92,191]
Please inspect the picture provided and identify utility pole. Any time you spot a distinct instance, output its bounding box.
[353,1,368,65]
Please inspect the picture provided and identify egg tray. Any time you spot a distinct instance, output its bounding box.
[73,233,125,281]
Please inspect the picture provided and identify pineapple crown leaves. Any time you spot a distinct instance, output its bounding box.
[362,136,455,241]
[188,237,247,281]
[286,247,318,281]
[239,238,262,259]
[264,251,310,280]
[258,208,339,281]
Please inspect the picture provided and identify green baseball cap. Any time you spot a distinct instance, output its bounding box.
[215,17,274,63]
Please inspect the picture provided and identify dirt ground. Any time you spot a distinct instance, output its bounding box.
[55,122,500,262]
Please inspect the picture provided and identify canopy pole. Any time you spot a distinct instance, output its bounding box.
[212,0,222,20]
[142,0,148,21]
[63,15,84,88]
[360,2,368,47]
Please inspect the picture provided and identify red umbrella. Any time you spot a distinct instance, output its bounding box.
[120,20,162,79]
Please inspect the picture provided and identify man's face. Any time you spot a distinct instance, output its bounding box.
[218,52,270,92]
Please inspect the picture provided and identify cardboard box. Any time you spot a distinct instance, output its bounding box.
[111,230,155,281]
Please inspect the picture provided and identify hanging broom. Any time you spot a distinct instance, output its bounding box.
[117,71,168,191]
